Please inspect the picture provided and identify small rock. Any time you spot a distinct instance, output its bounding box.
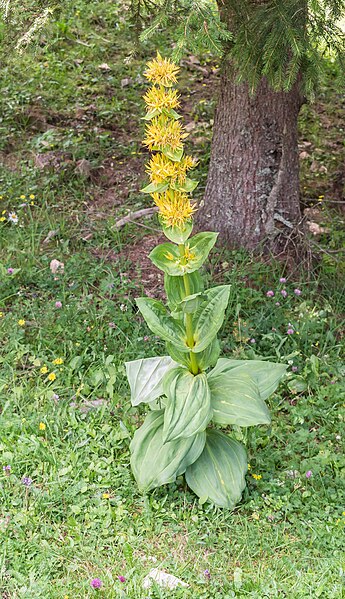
[99,63,111,71]
[50,259,64,274]
[142,569,188,590]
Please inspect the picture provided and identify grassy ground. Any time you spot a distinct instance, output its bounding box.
[0,3,344,598]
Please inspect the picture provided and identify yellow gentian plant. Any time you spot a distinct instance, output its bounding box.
[125,53,286,508]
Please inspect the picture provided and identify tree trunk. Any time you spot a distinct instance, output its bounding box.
[197,64,304,251]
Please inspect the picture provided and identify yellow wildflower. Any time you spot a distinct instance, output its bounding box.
[29,194,35,199]
[184,244,196,262]
[146,153,196,185]
[39,422,46,431]
[2,210,6,215]
[102,493,110,499]
[143,118,184,153]
[40,366,48,374]
[144,86,180,113]
[164,251,175,261]
[247,464,251,470]
[53,357,63,365]
[0,217,6,222]
[48,372,56,381]
[144,52,179,87]
[152,190,195,229]
[0,312,3,318]
[20,195,26,200]
[18,319,25,326]
[252,473,262,480]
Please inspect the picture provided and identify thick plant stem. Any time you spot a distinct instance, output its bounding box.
[178,244,199,375]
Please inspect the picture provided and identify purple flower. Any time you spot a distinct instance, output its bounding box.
[203,569,211,579]
[250,338,256,344]
[3,465,11,473]
[266,290,274,297]
[22,476,33,487]
[287,328,294,335]
[90,578,102,589]
[118,576,126,583]
[55,301,62,309]
[279,277,286,283]
[52,393,60,401]
[281,290,288,298]
[7,268,14,275]
[275,302,280,306]
[292,366,298,372]
[305,470,312,479]
[294,289,302,296]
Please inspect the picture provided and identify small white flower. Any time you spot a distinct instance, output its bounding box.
[120,303,128,312]
[8,212,18,224]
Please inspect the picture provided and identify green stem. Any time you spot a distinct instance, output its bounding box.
[178,244,199,375]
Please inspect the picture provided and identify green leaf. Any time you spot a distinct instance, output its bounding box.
[136,297,189,352]
[149,232,218,276]
[208,366,270,426]
[164,271,204,312]
[142,108,160,121]
[170,178,198,192]
[125,356,177,406]
[180,292,205,314]
[161,220,193,244]
[162,146,184,162]
[192,285,230,353]
[162,367,212,442]
[166,336,220,371]
[185,429,247,509]
[210,359,287,400]
[141,181,169,194]
[130,411,206,492]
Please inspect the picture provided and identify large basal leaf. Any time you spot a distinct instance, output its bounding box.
[164,271,204,312]
[125,356,177,406]
[130,410,206,492]
[149,232,218,276]
[162,367,212,442]
[192,285,230,353]
[185,429,247,509]
[136,297,189,352]
[166,337,220,372]
[207,366,270,426]
[210,358,287,400]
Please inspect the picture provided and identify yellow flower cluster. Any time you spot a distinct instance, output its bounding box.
[143,118,185,153]
[146,154,196,185]
[152,191,195,229]
[143,53,197,232]
[144,52,179,87]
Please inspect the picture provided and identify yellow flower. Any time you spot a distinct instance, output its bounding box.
[144,52,179,87]
[143,86,180,113]
[53,358,63,365]
[152,190,195,229]
[247,464,251,470]
[0,312,3,318]
[48,372,56,381]
[102,493,110,499]
[143,118,184,153]
[18,319,25,326]
[146,153,196,185]
[252,473,262,480]
[29,194,35,199]
[40,366,48,374]
[0,217,6,222]
[184,245,196,262]
[20,195,26,199]
[39,422,46,431]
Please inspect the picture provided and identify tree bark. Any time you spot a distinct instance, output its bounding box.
[197,65,304,251]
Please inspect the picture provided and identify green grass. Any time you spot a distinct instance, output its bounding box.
[1,3,345,598]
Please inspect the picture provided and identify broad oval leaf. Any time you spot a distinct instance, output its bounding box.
[163,367,212,442]
[162,220,193,244]
[164,271,204,312]
[185,429,247,509]
[125,356,177,406]
[136,297,189,352]
[192,285,230,353]
[130,410,206,492]
[149,232,218,276]
[211,358,287,400]
[208,367,270,426]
